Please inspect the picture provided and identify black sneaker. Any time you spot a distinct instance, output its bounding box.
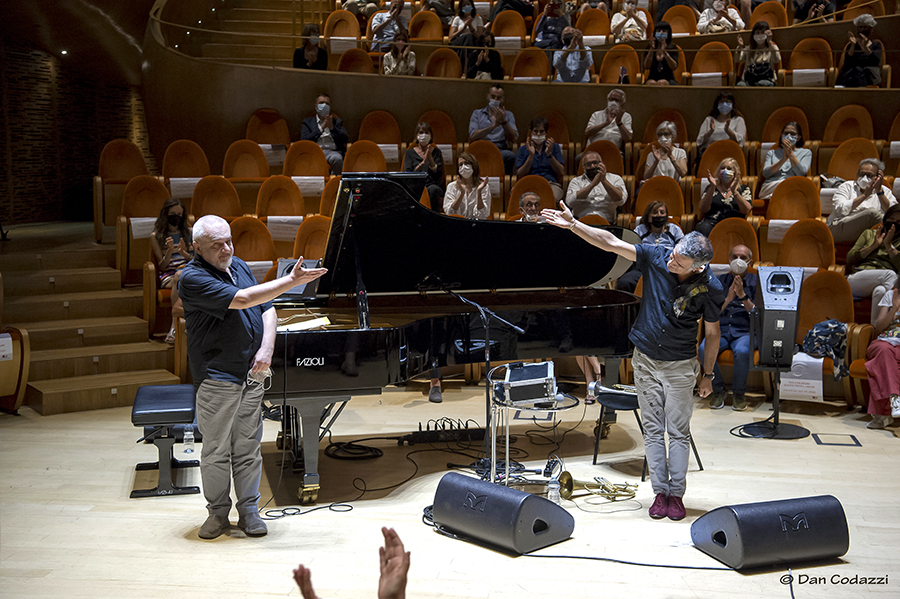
[732,394,749,411]
[709,392,726,410]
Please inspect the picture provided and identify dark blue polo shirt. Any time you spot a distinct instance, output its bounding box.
[178,255,273,387]
[717,271,758,336]
[629,244,726,361]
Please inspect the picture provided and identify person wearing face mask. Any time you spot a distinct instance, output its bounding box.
[403,122,445,208]
[828,158,897,243]
[793,0,834,24]
[736,21,780,87]
[846,204,900,326]
[698,244,757,411]
[862,275,900,430]
[444,152,491,219]
[610,0,648,42]
[371,0,409,53]
[450,0,484,68]
[584,89,633,151]
[565,151,627,223]
[151,198,193,344]
[293,23,328,70]
[534,0,571,57]
[515,117,565,201]
[638,121,688,186]
[836,14,883,88]
[697,0,744,34]
[468,32,505,80]
[424,0,454,25]
[383,28,415,75]
[489,0,536,21]
[518,191,546,222]
[644,21,679,86]
[615,201,685,292]
[553,26,593,82]
[696,91,746,155]
[758,122,811,200]
[694,158,752,237]
[469,84,518,174]
[301,94,350,175]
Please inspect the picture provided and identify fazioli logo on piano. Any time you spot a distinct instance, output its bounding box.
[296,357,325,367]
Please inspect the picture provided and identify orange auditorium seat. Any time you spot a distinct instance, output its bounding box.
[245,108,290,145]
[93,139,149,242]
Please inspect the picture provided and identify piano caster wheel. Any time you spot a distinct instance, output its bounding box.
[593,423,610,439]
[298,487,319,505]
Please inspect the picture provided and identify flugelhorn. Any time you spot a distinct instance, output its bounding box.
[558,471,637,501]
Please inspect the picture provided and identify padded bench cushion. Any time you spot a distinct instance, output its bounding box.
[132,384,196,427]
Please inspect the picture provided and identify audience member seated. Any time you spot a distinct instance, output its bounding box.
[699,243,757,411]
[534,0,571,54]
[404,122,445,209]
[864,277,900,429]
[578,0,611,16]
[468,84,518,175]
[301,94,349,175]
[846,205,900,325]
[696,91,746,155]
[759,121,811,200]
[584,88,633,152]
[616,200,685,292]
[151,198,193,345]
[827,159,897,243]
[611,0,648,43]
[516,116,566,201]
[657,0,700,24]
[344,0,380,20]
[384,28,416,75]
[294,23,328,70]
[424,0,455,25]
[444,151,491,219]
[736,22,779,87]
[554,27,593,82]
[695,157,752,236]
[371,0,409,52]
[468,32,505,80]
[519,191,547,222]
[644,21,679,86]
[836,15,883,88]
[697,0,744,34]
[793,0,835,24]
[450,0,485,68]
[490,0,536,21]
[565,151,628,224]
[638,121,689,187]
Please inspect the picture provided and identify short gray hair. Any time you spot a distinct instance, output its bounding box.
[192,215,230,242]
[519,191,540,207]
[675,232,714,269]
[853,13,876,28]
[860,158,885,172]
[656,120,677,137]
[608,88,626,103]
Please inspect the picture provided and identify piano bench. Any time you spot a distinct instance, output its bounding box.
[130,384,201,499]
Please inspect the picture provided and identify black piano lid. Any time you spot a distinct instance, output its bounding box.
[316,172,638,297]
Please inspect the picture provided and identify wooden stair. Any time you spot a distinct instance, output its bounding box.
[1,227,178,415]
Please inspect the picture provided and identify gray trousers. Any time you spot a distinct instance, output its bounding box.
[323,150,344,174]
[633,346,700,498]
[195,378,264,518]
[847,268,899,324]
[829,207,882,243]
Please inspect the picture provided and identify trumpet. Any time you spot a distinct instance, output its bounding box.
[558,471,638,501]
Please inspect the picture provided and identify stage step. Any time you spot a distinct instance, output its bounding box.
[28,342,173,382]
[3,289,143,324]
[3,267,121,296]
[13,317,149,351]
[25,370,181,416]
[0,247,116,272]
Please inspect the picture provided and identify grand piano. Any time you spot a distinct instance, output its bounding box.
[267,172,640,503]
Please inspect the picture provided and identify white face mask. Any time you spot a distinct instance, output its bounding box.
[532,134,546,144]
[729,258,748,275]
[713,0,725,10]
[718,102,732,115]
[309,35,320,45]
[459,164,474,178]
[857,175,874,190]
[488,98,501,109]
[753,33,768,44]
[720,168,735,182]
[783,134,798,145]
[417,133,431,144]
[658,134,673,145]
[316,102,330,117]
[607,99,621,110]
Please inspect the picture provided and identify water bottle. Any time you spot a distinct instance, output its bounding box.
[183,428,195,454]
[547,478,561,505]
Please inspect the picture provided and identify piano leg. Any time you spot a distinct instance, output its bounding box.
[282,396,351,505]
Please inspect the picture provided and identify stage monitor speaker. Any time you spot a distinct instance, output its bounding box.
[432,472,574,555]
[755,266,805,367]
[691,495,849,570]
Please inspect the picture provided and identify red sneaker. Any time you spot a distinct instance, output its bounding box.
[649,493,668,519]
[667,496,686,521]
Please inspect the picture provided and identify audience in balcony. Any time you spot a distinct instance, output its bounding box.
[697,0,744,34]
[383,28,416,75]
[468,84,518,174]
[534,0,571,54]
[610,0,648,43]
[696,91,746,154]
[583,88,632,151]
[864,275,900,430]
[827,159,896,243]
[151,198,193,345]
[836,14,883,88]
[577,0,611,16]
[301,94,349,175]
[450,0,485,67]
[644,21,679,86]
[404,122,445,208]
[424,0,455,25]
[489,0,536,21]
[565,151,627,224]
[845,204,900,325]
[467,32,505,80]
[637,121,688,187]
[793,0,835,24]
[656,0,700,24]
[758,121,811,200]
[516,116,566,201]
[371,0,409,52]
[694,157,752,237]
[615,200,684,292]
[444,152,491,219]
[736,22,780,87]
[553,27,593,82]
[294,23,328,71]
